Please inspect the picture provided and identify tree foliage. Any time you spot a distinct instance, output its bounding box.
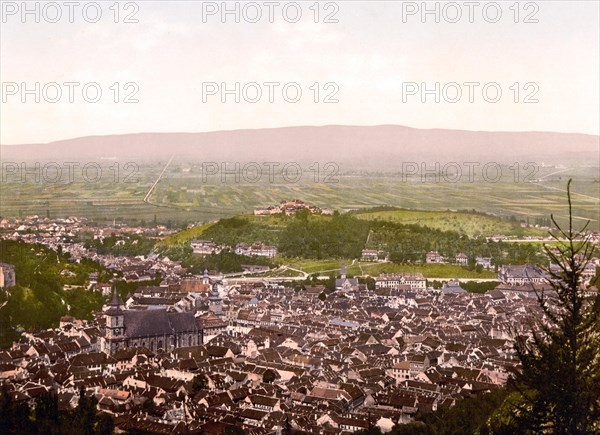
[511,180,600,434]
[0,240,106,344]
[279,214,370,259]
[0,386,113,434]
[191,373,208,394]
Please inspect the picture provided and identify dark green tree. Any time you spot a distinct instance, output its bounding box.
[34,391,60,433]
[0,386,30,434]
[354,427,382,435]
[222,425,245,435]
[263,369,277,384]
[512,180,600,434]
[73,387,99,435]
[191,373,208,394]
[0,386,33,434]
[390,422,433,435]
[96,413,115,435]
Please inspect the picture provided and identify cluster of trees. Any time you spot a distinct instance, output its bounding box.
[186,250,274,274]
[191,212,548,265]
[82,234,156,257]
[0,240,105,346]
[355,388,511,435]
[370,220,545,265]
[153,207,568,271]
[200,217,280,247]
[158,244,275,274]
[429,280,501,293]
[0,240,104,289]
[0,388,113,435]
[509,182,600,434]
[278,214,370,259]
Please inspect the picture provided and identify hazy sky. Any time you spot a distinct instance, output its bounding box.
[1,0,599,144]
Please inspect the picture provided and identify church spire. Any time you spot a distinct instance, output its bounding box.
[109,287,123,307]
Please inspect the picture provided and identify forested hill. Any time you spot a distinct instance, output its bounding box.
[0,240,106,347]
[159,209,549,266]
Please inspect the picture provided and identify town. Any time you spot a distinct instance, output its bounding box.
[0,208,598,434]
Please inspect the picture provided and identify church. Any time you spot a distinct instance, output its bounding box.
[335,265,359,293]
[100,268,227,355]
[100,290,203,355]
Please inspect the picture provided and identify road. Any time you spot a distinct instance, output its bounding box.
[144,155,174,204]
[222,276,498,284]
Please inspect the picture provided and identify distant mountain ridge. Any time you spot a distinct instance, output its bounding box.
[2,125,598,166]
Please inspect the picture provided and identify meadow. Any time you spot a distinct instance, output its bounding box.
[279,258,497,279]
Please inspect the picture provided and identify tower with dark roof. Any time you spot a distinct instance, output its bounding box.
[101,288,126,354]
[208,282,223,316]
[336,263,359,293]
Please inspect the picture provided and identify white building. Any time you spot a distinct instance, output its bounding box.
[375,273,426,291]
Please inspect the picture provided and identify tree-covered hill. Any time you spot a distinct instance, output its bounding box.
[0,240,107,347]
[158,210,550,266]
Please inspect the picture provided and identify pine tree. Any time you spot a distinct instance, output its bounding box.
[512,179,600,434]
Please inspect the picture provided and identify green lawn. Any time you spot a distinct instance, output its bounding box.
[276,257,496,279]
[356,263,497,279]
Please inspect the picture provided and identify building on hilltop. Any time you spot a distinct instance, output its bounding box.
[455,253,469,265]
[191,240,222,255]
[235,242,277,258]
[426,251,445,264]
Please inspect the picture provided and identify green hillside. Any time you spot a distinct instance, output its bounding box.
[352,207,546,238]
[0,240,107,347]
[157,210,548,275]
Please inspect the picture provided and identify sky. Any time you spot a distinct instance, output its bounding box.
[1,0,599,144]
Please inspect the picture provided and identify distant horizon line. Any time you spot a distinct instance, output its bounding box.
[2,124,599,147]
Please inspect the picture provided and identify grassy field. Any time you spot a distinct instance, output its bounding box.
[157,222,215,247]
[357,263,497,279]
[352,209,545,237]
[276,258,496,279]
[253,268,306,278]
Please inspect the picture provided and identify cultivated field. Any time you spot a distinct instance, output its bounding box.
[2,161,598,231]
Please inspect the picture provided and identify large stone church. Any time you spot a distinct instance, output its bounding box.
[100,290,203,355]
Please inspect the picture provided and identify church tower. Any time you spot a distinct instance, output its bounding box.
[341,264,347,280]
[208,282,223,317]
[202,268,210,285]
[101,288,126,355]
